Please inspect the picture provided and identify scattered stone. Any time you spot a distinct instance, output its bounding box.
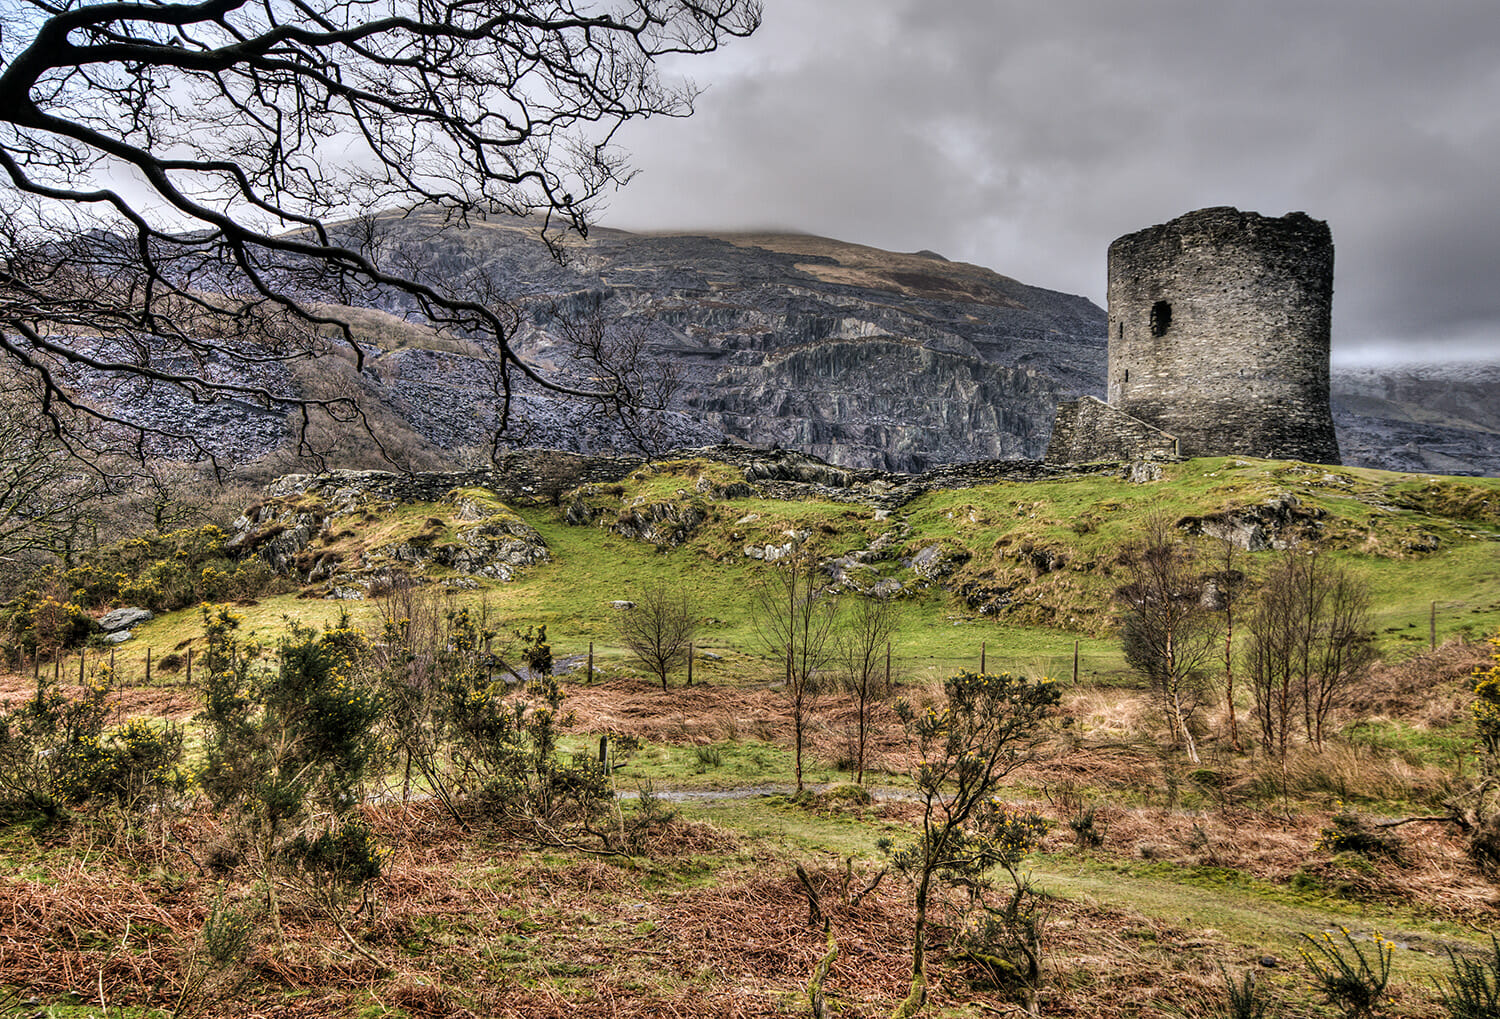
[98,607,153,632]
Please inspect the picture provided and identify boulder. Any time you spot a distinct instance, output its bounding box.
[98,607,153,632]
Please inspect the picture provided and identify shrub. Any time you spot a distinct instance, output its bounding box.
[195,606,386,937]
[1317,803,1405,862]
[100,717,188,808]
[2,588,94,659]
[1217,966,1279,1019]
[201,895,258,967]
[1475,637,1500,773]
[0,666,184,818]
[1067,804,1107,849]
[1299,928,1393,1019]
[882,670,1059,1017]
[285,817,384,891]
[1435,934,1500,1019]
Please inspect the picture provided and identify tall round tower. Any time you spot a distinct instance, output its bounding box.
[1106,207,1340,464]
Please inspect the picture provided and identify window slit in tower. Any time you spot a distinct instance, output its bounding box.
[1149,300,1172,337]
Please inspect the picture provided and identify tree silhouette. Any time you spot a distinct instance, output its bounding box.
[0,0,760,467]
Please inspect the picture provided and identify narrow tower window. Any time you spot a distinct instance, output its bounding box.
[1149,300,1172,337]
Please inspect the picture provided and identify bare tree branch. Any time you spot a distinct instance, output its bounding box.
[0,0,761,469]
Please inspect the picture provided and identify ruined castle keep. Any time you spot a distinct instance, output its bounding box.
[1048,207,1342,465]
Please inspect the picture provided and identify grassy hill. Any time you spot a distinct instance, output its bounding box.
[86,453,1500,688]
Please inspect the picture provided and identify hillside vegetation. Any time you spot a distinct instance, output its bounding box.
[1,451,1498,1019]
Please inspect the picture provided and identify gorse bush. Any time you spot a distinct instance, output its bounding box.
[1,589,93,660]
[284,817,384,891]
[1067,803,1107,849]
[1435,934,1500,1019]
[195,605,386,936]
[0,671,109,817]
[1300,928,1393,1019]
[1475,637,1500,774]
[1218,967,1279,1019]
[0,667,186,818]
[0,524,285,659]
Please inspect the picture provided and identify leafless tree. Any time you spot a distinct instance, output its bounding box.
[0,0,760,469]
[1116,513,1220,764]
[1208,537,1251,749]
[836,593,896,785]
[548,297,683,456]
[0,370,110,581]
[618,581,697,692]
[1245,549,1375,754]
[754,544,839,795]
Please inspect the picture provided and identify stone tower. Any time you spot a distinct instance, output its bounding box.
[1104,207,1340,464]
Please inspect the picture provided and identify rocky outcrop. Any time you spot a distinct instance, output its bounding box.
[697,339,1066,470]
[228,471,551,590]
[98,607,154,632]
[610,500,710,547]
[1177,495,1327,551]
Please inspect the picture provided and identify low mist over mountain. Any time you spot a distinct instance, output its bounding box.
[112,212,1500,477]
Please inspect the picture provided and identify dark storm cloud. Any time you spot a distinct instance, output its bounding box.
[604,0,1500,363]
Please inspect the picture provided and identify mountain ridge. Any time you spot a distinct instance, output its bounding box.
[80,213,1500,477]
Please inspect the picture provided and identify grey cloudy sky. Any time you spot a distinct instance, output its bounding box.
[602,0,1500,364]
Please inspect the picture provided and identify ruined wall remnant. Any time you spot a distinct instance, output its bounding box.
[1105,207,1341,464]
[1045,396,1178,464]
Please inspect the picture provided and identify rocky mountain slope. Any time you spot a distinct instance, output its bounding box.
[1331,362,1500,476]
[89,212,1500,476]
[350,215,1105,471]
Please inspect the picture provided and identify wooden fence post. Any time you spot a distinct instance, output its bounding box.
[144,646,152,685]
[687,641,694,686]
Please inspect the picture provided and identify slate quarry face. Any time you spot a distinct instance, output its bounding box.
[1105,207,1342,465]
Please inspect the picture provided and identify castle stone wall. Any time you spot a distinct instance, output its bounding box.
[1046,396,1179,463]
[1106,207,1341,464]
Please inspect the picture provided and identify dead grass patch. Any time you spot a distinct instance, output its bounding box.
[1344,639,1487,724]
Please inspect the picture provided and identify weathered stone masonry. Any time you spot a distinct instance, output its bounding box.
[1049,207,1342,466]
[1046,395,1178,463]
